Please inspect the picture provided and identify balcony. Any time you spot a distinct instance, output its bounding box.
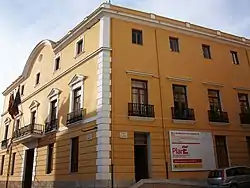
[239,112,250,125]
[1,139,9,149]
[13,124,44,143]
[208,110,229,123]
[128,103,155,118]
[67,108,84,125]
[171,107,195,121]
[45,119,58,133]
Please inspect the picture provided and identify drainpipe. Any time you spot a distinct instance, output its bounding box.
[154,29,169,179]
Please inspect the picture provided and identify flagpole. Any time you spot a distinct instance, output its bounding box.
[5,118,15,188]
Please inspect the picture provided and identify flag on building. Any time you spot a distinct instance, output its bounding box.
[7,87,21,119]
[7,93,15,119]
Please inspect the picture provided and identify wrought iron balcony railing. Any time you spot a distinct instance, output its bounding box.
[171,107,195,120]
[45,119,58,133]
[13,123,44,139]
[239,112,250,125]
[208,110,229,123]
[1,139,9,149]
[128,103,155,118]
[67,108,84,125]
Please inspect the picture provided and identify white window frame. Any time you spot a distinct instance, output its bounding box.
[68,75,85,113]
[74,36,85,57]
[47,88,61,122]
[53,53,61,72]
[29,100,40,124]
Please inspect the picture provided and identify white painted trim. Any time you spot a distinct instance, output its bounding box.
[4,117,11,125]
[32,147,37,181]
[172,119,196,124]
[128,116,155,121]
[96,15,111,180]
[126,70,155,77]
[240,124,250,128]
[209,122,230,126]
[29,100,40,111]
[166,76,192,83]
[202,81,224,87]
[68,74,85,112]
[233,87,250,91]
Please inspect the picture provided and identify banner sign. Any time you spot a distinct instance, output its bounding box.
[169,130,216,171]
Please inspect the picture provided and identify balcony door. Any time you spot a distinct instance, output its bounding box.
[238,93,250,113]
[31,111,36,125]
[208,89,221,112]
[73,87,81,111]
[132,80,148,104]
[50,100,57,121]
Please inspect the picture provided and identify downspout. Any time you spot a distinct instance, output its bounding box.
[154,29,168,179]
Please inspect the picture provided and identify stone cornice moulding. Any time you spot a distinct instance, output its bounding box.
[1,47,111,117]
[47,88,61,99]
[233,87,250,91]
[202,81,224,88]
[166,76,192,83]
[126,70,156,77]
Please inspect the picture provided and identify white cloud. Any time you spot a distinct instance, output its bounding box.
[0,0,249,113]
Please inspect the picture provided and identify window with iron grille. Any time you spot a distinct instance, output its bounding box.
[132,29,143,45]
[73,88,81,111]
[169,37,179,52]
[10,153,16,175]
[215,136,229,168]
[70,137,79,173]
[208,89,221,111]
[238,93,249,113]
[231,51,239,65]
[132,80,148,104]
[173,85,188,110]
[202,44,211,59]
[46,143,54,174]
[0,155,4,175]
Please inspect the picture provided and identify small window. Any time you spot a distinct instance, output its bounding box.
[70,137,79,173]
[132,29,143,45]
[169,37,179,52]
[231,51,239,65]
[35,73,40,85]
[20,85,24,95]
[76,39,83,55]
[54,57,60,71]
[4,124,9,140]
[0,155,4,175]
[10,153,16,175]
[46,143,54,174]
[202,44,211,59]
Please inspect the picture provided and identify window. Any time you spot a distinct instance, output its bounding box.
[4,124,8,140]
[70,137,79,173]
[215,136,229,168]
[46,143,54,174]
[20,85,24,95]
[132,80,148,104]
[231,51,239,65]
[238,93,249,113]
[208,90,221,111]
[31,111,36,125]
[202,44,211,59]
[169,37,179,52]
[36,73,40,85]
[54,56,60,71]
[247,137,250,161]
[15,119,20,131]
[173,85,188,110]
[0,155,4,175]
[132,29,143,45]
[10,153,16,175]
[76,39,83,55]
[73,88,81,111]
[50,100,57,121]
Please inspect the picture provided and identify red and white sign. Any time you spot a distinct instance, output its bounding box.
[169,130,216,171]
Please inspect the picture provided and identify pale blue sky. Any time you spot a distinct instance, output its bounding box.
[0,0,250,112]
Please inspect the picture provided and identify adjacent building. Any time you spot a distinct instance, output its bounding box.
[0,3,250,188]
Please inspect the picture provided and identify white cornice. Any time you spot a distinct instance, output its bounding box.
[202,81,224,87]
[126,70,156,77]
[233,87,250,91]
[166,76,192,83]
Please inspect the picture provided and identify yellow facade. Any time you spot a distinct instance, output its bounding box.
[0,3,250,188]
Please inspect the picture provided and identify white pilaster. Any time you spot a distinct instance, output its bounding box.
[96,15,111,180]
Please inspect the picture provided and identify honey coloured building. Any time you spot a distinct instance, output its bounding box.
[0,2,250,188]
